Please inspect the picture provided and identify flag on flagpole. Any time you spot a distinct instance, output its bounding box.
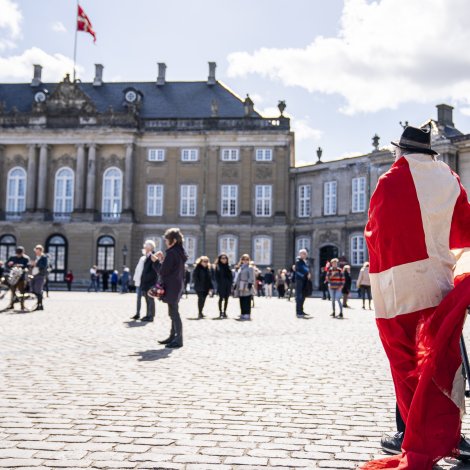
[77,4,96,42]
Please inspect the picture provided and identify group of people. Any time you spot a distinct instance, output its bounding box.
[86,266,131,293]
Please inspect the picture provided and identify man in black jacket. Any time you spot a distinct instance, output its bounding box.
[134,240,161,322]
[30,244,48,311]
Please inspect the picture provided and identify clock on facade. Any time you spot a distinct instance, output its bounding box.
[125,90,138,103]
[34,91,47,103]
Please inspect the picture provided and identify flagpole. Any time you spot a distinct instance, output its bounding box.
[73,0,78,81]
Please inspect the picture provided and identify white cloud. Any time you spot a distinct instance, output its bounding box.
[52,21,67,33]
[0,0,22,50]
[227,0,470,115]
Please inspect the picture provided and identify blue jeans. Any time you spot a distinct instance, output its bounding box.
[87,278,98,292]
[329,288,342,314]
[295,278,306,315]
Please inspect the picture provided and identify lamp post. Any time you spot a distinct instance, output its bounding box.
[122,244,128,267]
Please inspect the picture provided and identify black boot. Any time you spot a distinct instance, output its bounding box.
[158,336,175,345]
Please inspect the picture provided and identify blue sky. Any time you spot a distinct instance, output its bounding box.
[2,0,470,163]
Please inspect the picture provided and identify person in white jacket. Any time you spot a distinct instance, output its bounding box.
[131,250,146,320]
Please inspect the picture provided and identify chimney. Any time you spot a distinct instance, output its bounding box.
[436,104,454,127]
[244,94,254,117]
[31,64,42,87]
[208,62,216,85]
[157,63,166,86]
[93,64,104,86]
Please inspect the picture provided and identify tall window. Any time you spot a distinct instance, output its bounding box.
[46,234,67,282]
[221,185,238,217]
[221,148,239,161]
[145,236,163,252]
[147,184,164,216]
[255,185,272,217]
[351,235,366,266]
[97,236,115,271]
[324,181,337,215]
[180,185,197,216]
[0,234,16,261]
[255,148,273,162]
[185,235,197,264]
[253,236,272,266]
[54,167,74,219]
[298,185,311,218]
[6,167,26,215]
[181,148,199,162]
[219,235,238,265]
[148,148,165,162]
[352,176,366,213]
[296,237,311,256]
[102,167,122,220]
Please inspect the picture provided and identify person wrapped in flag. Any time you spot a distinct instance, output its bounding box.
[362,124,470,469]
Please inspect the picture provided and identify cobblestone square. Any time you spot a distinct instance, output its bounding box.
[1,292,469,469]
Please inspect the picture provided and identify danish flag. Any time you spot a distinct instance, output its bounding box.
[77,4,96,42]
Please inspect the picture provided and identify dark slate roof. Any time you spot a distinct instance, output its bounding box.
[0,81,260,119]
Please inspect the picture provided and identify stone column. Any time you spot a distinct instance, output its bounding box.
[85,144,97,211]
[36,144,48,210]
[26,144,37,211]
[75,144,86,211]
[124,143,134,211]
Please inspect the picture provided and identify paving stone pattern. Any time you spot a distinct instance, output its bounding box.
[1,292,469,469]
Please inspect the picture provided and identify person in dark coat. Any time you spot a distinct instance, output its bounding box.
[102,270,109,291]
[110,270,118,292]
[192,256,213,319]
[136,240,161,322]
[320,268,331,300]
[158,228,188,348]
[342,264,352,308]
[214,253,233,319]
[30,245,48,311]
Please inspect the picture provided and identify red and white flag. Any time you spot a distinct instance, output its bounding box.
[77,4,96,42]
[363,154,470,469]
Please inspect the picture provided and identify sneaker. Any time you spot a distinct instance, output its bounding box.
[338,313,343,319]
[131,313,140,320]
[380,432,403,455]
[330,312,336,317]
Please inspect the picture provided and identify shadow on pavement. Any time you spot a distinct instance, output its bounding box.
[124,320,148,328]
[133,349,173,362]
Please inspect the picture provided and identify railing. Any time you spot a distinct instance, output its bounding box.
[52,212,72,223]
[5,211,24,221]
[100,212,121,222]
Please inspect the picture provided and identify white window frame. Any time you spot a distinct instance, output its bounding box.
[220,185,238,217]
[54,167,74,218]
[147,184,164,216]
[324,181,337,216]
[253,236,272,266]
[148,148,165,162]
[298,184,311,218]
[102,167,122,219]
[351,234,366,266]
[145,235,163,253]
[255,148,273,162]
[185,235,197,264]
[181,148,199,162]
[6,167,27,214]
[180,184,197,217]
[219,235,238,265]
[352,176,366,213]
[221,148,239,162]
[296,237,311,256]
[255,185,272,217]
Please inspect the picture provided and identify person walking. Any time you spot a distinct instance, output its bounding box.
[214,253,233,318]
[342,265,352,308]
[120,267,130,294]
[110,270,118,292]
[357,261,372,309]
[158,228,188,349]
[276,269,286,298]
[87,265,98,292]
[65,270,73,291]
[30,245,48,311]
[140,241,161,322]
[192,256,213,319]
[233,254,255,321]
[294,249,311,318]
[131,251,146,320]
[264,267,274,298]
[326,258,345,318]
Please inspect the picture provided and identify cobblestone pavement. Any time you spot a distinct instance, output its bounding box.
[1,292,470,470]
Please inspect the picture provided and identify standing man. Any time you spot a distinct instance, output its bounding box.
[30,245,48,311]
[158,228,188,348]
[294,249,311,318]
[7,246,30,269]
[362,125,470,469]
[140,240,160,323]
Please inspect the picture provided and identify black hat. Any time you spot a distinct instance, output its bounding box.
[16,246,24,253]
[391,125,438,156]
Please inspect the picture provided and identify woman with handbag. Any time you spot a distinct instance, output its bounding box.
[233,254,255,321]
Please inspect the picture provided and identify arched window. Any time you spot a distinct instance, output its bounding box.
[97,236,115,271]
[6,167,27,216]
[54,167,74,220]
[0,234,16,262]
[253,236,272,266]
[219,235,238,265]
[351,234,366,266]
[46,234,67,282]
[102,168,122,220]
